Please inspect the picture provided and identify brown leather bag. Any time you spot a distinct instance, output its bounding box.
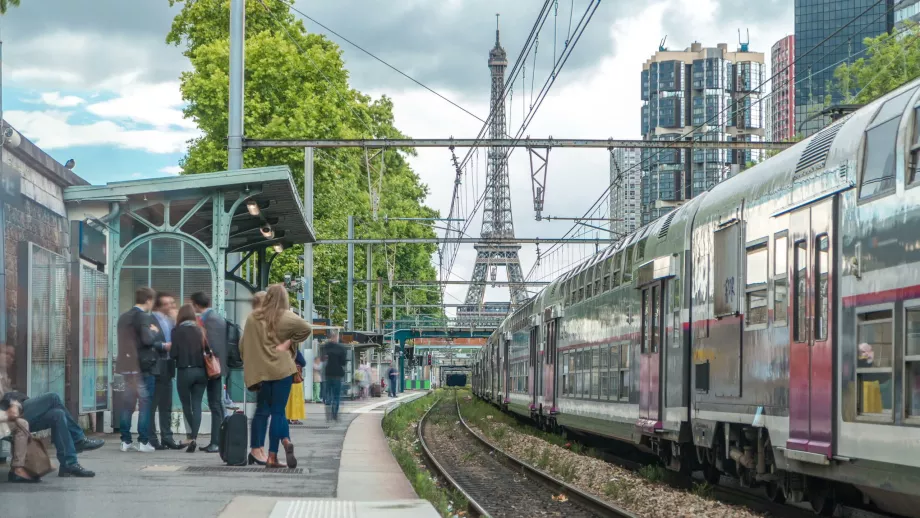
[201,331,222,380]
[15,421,54,478]
[293,365,304,384]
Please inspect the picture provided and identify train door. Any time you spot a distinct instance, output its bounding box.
[543,318,558,413]
[530,326,540,410]
[639,280,665,430]
[787,197,835,458]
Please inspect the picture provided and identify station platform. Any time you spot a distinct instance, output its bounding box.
[0,391,437,518]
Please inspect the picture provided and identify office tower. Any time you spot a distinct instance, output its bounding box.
[771,35,796,141]
[610,148,641,239]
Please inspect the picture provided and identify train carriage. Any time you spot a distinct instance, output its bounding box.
[471,77,920,516]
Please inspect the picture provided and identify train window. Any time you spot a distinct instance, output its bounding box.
[592,347,601,399]
[745,242,768,327]
[794,240,808,342]
[612,252,623,288]
[594,263,602,295]
[642,289,650,353]
[607,345,618,400]
[714,223,741,316]
[860,118,899,200]
[815,234,829,341]
[585,268,594,299]
[619,344,630,401]
[568,352,575,396]
[578,271,586,302]
[564,280,571,306]
[856,310,894,416]
[911,107,920,186]
[600,344,610,399]
[623,246,634,283]
[602,257,612,292]
[651,285,661,353]
[907,307,920,416]
[774,233,789,327]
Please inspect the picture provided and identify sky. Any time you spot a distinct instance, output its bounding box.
[1,0,794,315]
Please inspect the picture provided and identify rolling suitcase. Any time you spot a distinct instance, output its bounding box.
[219,411,248,466]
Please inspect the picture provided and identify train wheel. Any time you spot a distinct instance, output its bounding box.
[808,480,836,516]
[765,481,785,504]
[703,462,721,485]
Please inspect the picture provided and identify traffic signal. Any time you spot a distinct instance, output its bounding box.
[427,353,432,366]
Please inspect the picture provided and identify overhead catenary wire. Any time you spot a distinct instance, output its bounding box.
[278,0,486,124]
[533,0,892,268]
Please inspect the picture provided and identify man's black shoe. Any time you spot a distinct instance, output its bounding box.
[163,439,187,450]
[201,444,220,453]
[59,463,95,478]
[151,441,167,451]
[74,437,105,453]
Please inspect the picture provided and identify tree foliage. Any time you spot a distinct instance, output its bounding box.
[167,0,442,325]
[0,0,20,15]
[829,21,920,105]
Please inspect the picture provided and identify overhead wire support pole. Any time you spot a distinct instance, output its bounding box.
[366,245,372,331]
[243,138,793,150]
[315,237,616,245]
[228,0,245,170]
[347,215,354,331]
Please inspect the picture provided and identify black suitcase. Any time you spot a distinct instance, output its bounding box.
[219,411,248,466]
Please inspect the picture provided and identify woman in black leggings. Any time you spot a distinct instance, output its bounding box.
[170,304,223,452]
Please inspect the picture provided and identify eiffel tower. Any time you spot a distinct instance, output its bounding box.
[458,17,529,326]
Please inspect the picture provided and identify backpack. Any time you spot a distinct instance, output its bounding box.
[226,320,243,369]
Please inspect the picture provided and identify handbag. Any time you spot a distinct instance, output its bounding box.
[293,365,304,384]
[17,421,54,478]
[201,331,222,380]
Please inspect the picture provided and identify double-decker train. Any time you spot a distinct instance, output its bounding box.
[471,78,920,516]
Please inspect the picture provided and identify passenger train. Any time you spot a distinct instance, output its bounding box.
[471,78,920,517]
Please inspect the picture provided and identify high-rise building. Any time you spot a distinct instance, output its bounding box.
[771,35,796,141]
[896,0,920,27]
[794,0,893,136]
[639,42,765,225]
[609,148,641,239]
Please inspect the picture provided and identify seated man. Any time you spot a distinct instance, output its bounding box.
[0,344,102,478]
[0,391,35,483]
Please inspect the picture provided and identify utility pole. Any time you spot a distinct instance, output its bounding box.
[346,215,354,331]
[0,17,7,348]
[365,245,372,331]
[228,0,245,170]
[304,147,314,328]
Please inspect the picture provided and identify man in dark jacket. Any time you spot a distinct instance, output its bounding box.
[323,330,347,422]
[149,292,185,450]
[190,291,226,451]
[117,287,169,453]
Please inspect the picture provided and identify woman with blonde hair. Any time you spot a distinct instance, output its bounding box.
[240,284,311,468]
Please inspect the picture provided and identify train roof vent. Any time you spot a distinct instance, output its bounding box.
[794,121,845,176]
[658,212,677,239]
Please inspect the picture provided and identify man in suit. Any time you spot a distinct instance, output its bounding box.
[150,292,185,450]
[117,287,170,453]
[323,331,347,422]
[190,292,226,452]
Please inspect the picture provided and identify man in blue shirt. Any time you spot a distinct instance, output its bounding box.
[150,293,185,450]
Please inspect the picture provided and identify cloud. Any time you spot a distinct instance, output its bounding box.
[131,172,143,178]
[39,92,86,108]
[159,166,184,175]
[4,109,198,154]
[86,79,197,130]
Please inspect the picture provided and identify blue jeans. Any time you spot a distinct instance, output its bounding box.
[250,375,293,454]
[388,376,398,397]
[325,377,343,421]
[120,373,156,444]
[21,393,85,467]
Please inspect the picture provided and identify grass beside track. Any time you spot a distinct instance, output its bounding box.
[382,390,470,517]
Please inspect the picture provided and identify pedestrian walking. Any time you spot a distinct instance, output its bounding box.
[240,284,312,468]
[286,348,306,425]
[117,287,169,454]
[312,356,323,403]
[387,364,398,398]
[190,292,227,451]
[323,331,347,421]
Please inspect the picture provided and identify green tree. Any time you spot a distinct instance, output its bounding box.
[0,0,20,15]
[167,0,443,325]
[830,21,920,104]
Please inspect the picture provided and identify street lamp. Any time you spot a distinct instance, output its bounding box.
[327,279,340,321]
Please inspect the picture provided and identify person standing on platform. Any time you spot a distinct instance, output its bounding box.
[150,293,185,450]
[190,292,226,453]
[117,287,169,454]
[312,356,323,403]
[387,364,398,398]
[286,348,307,425]
[323,331,347,422]
[240,284,311,468]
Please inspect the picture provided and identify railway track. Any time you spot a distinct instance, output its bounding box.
[418,392,637,518]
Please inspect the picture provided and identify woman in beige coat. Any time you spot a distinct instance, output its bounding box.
[1,345,37,483]
[241,284,312,468]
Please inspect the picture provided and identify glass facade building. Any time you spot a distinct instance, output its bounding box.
[794,0,893,136]
[639,42,765,225]
[610,148,641,239]
[771,35,796,142]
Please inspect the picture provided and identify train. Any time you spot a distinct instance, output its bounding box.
[471,77,920,517]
